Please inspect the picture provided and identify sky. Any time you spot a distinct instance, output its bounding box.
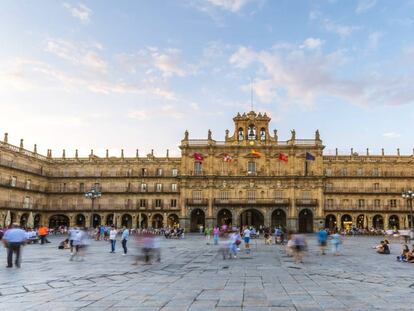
[1,0,414,157]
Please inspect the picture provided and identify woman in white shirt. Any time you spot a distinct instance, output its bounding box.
[109,226,118,253]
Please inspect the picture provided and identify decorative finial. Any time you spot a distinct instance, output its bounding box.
[351,148,354,155]
[274,130,278,142]
[315,129,320,141]
[335,148,338,156]
[33,144,37,154]
[290,129,296,140]
[382,148,384,156]
[225,129,229,139]
[106,149,109,158]
[166,149,169,157]
[136,149,139,157]
[184,130,189,140]
[75,149,78,158]
[3,133,8,143]
[62,149,66,158]
[151,149,154,156]
[121,149,124,158]
[397,148,400,156]
[366,148,369,156]
[20,139,24,149]
[208,129,212,140]
[90,149,94,156]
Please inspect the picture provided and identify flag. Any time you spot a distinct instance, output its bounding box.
[194,153,204,161]
[305,152,315,161]
[251,149,261,158]
[223,154,232,163]
[278,153,288,162]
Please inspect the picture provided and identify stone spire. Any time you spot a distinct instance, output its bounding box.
[121,149,124,158]
[136,149,139,157]
[20,139,24,149]
[3,133,8,143]
[106,149,109,158]
[62,149,66,158]
[166,149,169,158]
[184,130,189,140]
[75,149,78,158]
[34,144,37,154]
[381,148,384,156]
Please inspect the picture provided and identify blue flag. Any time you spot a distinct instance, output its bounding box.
[306,152,315,161]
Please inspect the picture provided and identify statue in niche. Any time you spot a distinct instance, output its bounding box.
[291,129,296,140]
[260,128,266,141]
[274,129,278,142]
[184,130,189,140]
[238,128,244,141]
[208,129,212,140]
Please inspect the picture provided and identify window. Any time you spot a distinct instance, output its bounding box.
[357,168,363,176]
[389,199,397,208]
[172,168,178,177]
[260,128,266,141]
[62,183,67,192]
[372,168,380,177]
[220,191,229,200]
[326,183,333,191]
[358,199,365,208]
[373,183,379,190]
[247,161,256,174]
[194,162,203,175]
[141,183,147,192]
[302,191,311,199]
[139,199,147,208]
[156,168,163,176]
[325,168,332,176]
[23,196,30,208]
[326,199,333,207]
[374,199,381,208]
[247,190,256,201]
[25,179,31,190]
[341,168,348,176]
[192,191,202,200]
[156,183,162,192]
[79,183,84,192]
[171,199,177,208]
[247,124,256,140]
[141,168,147,176]
[238,127,244,141]
[342,199,349,206]
[94,183,100,191]
[10,176,17,187]
[155,199,162,208]
[274,191,283,199]
[171,183,177,192]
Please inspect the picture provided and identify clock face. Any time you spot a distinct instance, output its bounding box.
[249,140,255,146]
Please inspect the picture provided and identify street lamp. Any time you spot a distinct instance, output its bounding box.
[85,187,102,228]
[402,190,414,239]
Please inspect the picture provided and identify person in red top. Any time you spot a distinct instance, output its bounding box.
[38,226,50,244]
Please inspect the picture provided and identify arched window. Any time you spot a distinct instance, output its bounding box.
[238,128,244,141]
[248,124,256,140]
[260,128,266,141]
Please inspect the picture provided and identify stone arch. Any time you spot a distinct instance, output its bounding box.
[240,209,264,229]
[388,215,399,230]
[271,209,287,229]
[190,208,205,232]
[92,213,101,228]
[34,213,41,228]
[20,213,29,228]
[356,214,365,229]
[121,213,132,228]
[49,214,70,228]
[138,214,148,228]
[167,213,179,227]
[325,214,337,230]
[106,213,114,226]
[373,214,384,229]
[152,213,163,229]
[75,214,86,227]
[298,209,313,233]
[341,214,352,230]
[217,209,232,226]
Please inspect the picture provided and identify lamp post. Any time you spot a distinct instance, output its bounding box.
[402,190,414,239]
[85,187,102,229]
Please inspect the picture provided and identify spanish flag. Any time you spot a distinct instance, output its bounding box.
[194,153,204,161]
[278,153,288,162]
[251,149,261,158]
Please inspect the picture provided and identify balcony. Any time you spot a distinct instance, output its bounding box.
[213,198,290,206]
[324,187,404,194]
[186,198,208,206]
[0,177,46,192]
[296,199,318,206]
[323,204,399,212]
[0,157,46,176]
[0,200,47,210]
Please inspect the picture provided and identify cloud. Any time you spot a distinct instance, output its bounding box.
[323,19,360,38]
[382,132,401,139]
[128,104,184,121]
[127,110,149,120]
[228,44,414,107]
[190,102,200,110]
[367,32,383,50]
[206,0,250,12]
[45,38,107,73]
[300,38,324,50]
[63,3,92,24]
[356,0,377,14]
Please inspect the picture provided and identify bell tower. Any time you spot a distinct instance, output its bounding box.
[225,111,276,145]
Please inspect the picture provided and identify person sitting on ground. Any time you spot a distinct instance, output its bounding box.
[376,240,390,254]
[397,244,410,262]
[58,238,70,250]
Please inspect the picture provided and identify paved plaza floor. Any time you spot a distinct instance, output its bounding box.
[1,234,414,311]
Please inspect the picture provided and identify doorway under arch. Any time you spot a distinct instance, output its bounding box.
[75,214,86,227]
[240,209,264,229]
[341,214,353,230]
[325,214,337,230]
[34,214,41,228]
[92,214,101,228]
[271,209,286,229]
[152,213,163,229]
[388,215,399,230]
[167,214,179,227]
[20,213,29,228]
[106,214,114,226]
[121,214,132,228]
[357,214,365,229]
[49,214,70,228]
[217,209,232,227]
[190,209,205,232]
[373,214,384,229]
[298,209,313,233]
[138,214,148,228]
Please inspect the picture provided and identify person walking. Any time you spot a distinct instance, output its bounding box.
[331,231,342,256]
[68,227,76,254]
[213,226,220,245]
[121,226,129,255]
[38,225,48,244]
[2,223,27,268]
[243,226,251,254]
[317,228,328,255]
[109,225,117,253]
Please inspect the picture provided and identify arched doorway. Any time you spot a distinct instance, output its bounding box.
[298,209,313,233]
[34,214,41,228]
[106,214,114,226]
[121,214,132,228]
[341,214,353,230]
[190,209,205,232]
[325,214,337,230]
[152,214,163,229]
[167,214,179,227]
[388,215,399,230]
[92,214,101,228]
[271,209,286,229]
[49,214,69,228]
[217,209,232,227]
[357,214,365,229]
[20,213,29,228]
[240,209,264,229]
[138,214,148,228]
[76,214,86,227]
[10,212,16,225]
[373,214,384,229]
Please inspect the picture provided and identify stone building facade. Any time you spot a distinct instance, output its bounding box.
[0,111,413,232]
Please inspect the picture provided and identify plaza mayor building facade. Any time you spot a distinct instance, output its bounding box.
[0,111,412,232]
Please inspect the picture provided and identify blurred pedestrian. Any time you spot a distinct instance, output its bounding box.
[213,226,219,245]
[2,223,27,268]
[317,228,328,255]
[331,231,342,256]
[121,226,129,255]
[109,225,117,253]
[292,233,306,263]
[243,226,251,254]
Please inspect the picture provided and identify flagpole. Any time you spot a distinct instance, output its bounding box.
[305,159,308,176]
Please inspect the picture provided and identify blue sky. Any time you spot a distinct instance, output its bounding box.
[1,0,414,157]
